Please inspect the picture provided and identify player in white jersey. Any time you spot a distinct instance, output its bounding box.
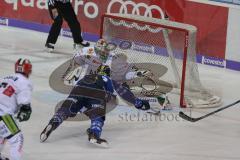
[0,59,33,160]
[65,38,131,85]
[67,39,114,82]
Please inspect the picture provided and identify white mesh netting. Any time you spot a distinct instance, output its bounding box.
[101,13,221,108]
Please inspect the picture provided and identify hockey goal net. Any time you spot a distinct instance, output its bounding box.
[100,13,221,108]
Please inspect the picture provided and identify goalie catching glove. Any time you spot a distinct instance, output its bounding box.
[134,98,150,110]
[17,104,32,122]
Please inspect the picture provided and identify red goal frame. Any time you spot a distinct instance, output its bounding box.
[100,14,190,108]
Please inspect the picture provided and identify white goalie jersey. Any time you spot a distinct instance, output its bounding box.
[70,47,132,83]
[73,47,111,75]
[0,73,33,116]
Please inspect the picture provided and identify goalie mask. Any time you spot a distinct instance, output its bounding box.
[94,39,110,62]
[97,65,111,77]
[15,58,32,77]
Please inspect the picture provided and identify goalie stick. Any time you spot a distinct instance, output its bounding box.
[179,99,240,122]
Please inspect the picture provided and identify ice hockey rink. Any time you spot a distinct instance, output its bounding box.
[1,25,240,160]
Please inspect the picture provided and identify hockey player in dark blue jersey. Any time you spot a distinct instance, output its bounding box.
[40,65,150,147]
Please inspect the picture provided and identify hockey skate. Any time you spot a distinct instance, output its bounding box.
[45,43,55,53]
[40,123,55,143]
[79,40,90,47]
[87,128,109,148]
[74,41,90,50]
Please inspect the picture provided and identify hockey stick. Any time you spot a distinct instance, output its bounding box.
[179,99,240,122]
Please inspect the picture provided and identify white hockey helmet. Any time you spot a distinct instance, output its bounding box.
[15,58,32,77]
[94,39,110,62]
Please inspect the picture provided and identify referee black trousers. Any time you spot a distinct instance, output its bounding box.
[46,2,83,45]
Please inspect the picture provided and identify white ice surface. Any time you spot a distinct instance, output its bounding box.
[0,26,240,160]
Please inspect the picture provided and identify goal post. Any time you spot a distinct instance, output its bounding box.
[100,13,221,108]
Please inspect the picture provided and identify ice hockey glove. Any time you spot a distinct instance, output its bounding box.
[17,104,32,122]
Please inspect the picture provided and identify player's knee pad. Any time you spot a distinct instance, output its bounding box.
[84,104,105,120]
[56,98,80,119]
[8,132,24,160]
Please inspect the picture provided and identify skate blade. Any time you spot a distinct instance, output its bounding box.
[45,48,54,53]
[40,125,52,143]
[40,134,47,143]
[89,139,109,148]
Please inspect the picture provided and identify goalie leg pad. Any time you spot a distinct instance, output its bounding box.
[83,99,106,120]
